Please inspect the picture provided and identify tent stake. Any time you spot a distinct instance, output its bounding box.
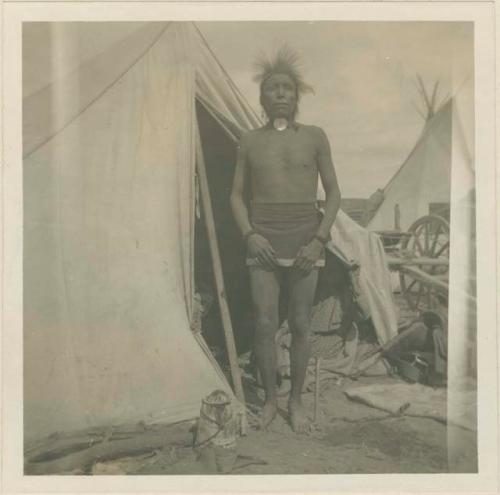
[195,126,247,431]
[314,357,321,423]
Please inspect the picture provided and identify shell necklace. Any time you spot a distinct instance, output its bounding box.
[273,118,289,131]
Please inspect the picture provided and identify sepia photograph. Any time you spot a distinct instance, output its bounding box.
[19,19,480,476]
[1,3,496,490]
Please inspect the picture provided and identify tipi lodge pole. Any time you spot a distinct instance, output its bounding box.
[195,125,247,415]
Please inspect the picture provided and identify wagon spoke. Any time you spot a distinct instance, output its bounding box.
[429,224,442,256]
[424,222,430,254]
[413,235,425,256]
[434,241,450,258]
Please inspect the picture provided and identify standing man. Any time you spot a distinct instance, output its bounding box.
[230,47,341,433]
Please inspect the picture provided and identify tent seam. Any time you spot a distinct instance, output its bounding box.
[24,22,172,159]
[192,22,261,127]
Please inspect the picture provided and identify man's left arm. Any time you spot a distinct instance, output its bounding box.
[294,127,341,273]
[315,127,341,240]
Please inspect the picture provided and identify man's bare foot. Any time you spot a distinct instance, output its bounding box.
[288,399,311,434]
[259,401,278,430]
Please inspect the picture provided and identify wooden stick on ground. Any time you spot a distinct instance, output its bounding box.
[314,357,321,423]
[195,125,246,432]
[24,425,190,475]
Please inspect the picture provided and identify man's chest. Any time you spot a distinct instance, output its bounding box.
[247,134,317,172]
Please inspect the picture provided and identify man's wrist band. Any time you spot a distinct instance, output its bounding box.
[314,234,329,245]
[243,229,257,243]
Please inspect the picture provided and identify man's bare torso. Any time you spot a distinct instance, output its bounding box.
[245,124,322,203]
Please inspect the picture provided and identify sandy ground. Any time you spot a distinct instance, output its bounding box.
[92,373,477,476]
[91,295,476,475]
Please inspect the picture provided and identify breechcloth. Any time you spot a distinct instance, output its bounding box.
[246,202,326,268]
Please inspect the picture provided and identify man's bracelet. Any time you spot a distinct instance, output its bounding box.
[314,234,329,245]
[243,229,257,243]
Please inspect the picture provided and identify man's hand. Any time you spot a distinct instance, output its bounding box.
[247,234,278,270]
[294,239,323,274]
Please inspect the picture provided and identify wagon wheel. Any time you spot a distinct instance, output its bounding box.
[399,215,450,312]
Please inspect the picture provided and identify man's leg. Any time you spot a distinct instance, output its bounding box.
[287,268,319,433]
[249,266,281,429]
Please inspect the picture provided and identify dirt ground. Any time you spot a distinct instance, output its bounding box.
[90,295,476,475]
[91,372,477,476]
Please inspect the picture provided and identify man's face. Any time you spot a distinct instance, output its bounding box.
[261,73,298,120]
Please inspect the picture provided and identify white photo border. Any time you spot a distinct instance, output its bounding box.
[1,2,497,493]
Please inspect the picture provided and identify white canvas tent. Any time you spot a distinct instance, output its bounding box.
[23,22,261,444]
[367,95,475,232]
[23,21,397,447]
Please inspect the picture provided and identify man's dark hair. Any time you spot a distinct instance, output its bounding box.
[253,45,314,119]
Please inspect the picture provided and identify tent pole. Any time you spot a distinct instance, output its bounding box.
[195,125,247,425]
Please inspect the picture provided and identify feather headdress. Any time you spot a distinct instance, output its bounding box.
[253,45,314,96]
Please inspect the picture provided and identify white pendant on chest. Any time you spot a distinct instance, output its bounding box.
[273,118,289,131]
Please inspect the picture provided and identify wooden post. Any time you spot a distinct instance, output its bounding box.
[394,204,401,231]
[195,126,246,423]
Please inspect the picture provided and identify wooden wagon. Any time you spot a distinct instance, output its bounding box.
[377,214,476,313]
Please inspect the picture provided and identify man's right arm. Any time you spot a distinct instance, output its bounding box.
[230,132,278,269]
[230,133,253,237]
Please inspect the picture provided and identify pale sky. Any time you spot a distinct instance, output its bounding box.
[198,21,473,198]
